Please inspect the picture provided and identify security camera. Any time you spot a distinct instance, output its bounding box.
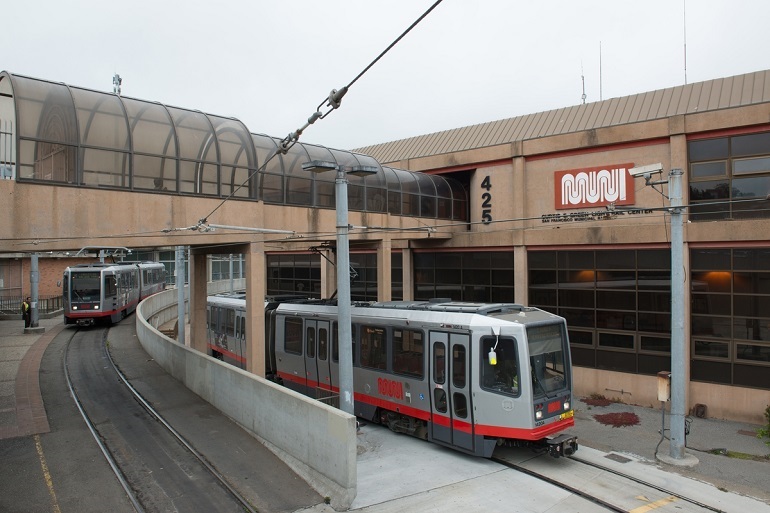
[628,163,664,178]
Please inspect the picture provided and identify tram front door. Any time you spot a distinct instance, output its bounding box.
[429,331,474,452]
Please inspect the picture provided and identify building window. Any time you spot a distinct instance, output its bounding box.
[391,252,403,301]
[688,132,770,221]
[528,249,671,376]
[691,248,770,389]
[349,253,378,302]
[211,254,244,281]
[267,253,321,297]
[413,250,514,302]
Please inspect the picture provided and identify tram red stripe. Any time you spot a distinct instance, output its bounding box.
[475,416,575,440]
[273,370,574,441]
[206,344,246,364]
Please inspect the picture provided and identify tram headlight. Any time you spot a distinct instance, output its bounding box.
[94,305,99,310]
[535,410,543,420]
[73,306,78,310]
[563,400,570,411]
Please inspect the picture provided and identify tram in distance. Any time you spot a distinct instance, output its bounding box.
[207,294,578,458]
[63,261,166,326]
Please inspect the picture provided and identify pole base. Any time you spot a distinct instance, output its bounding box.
[656,451,699,468]
[24,327,46,335]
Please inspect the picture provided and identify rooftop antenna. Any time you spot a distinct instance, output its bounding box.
[113,73,122,95]
[683,0,688,84]
[581,62,587,104]
[599,41,603,101]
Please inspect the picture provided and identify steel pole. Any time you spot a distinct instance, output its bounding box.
[30,253,39,328]
[335,168,355,415]
[176,246,186,345]
[669,169,686,459]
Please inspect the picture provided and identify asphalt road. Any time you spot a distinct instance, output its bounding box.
[66,326,247,512]
[1,318,322,513]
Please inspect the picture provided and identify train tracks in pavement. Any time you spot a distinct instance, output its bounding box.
[493,447,726,513]
[63,326,258,513]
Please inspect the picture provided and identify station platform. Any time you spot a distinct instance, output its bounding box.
[1,315,770,512]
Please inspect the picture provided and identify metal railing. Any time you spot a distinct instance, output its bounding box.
[0,295,63,315]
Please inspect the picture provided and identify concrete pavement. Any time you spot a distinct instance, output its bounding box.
[1,314,769,511]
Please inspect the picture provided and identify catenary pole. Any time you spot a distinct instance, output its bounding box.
[669,169,686,459]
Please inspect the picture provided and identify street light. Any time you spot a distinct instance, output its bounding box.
[302,160,378,416]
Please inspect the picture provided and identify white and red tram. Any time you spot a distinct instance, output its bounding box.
[207,296,578,458]
[63,261,166,326]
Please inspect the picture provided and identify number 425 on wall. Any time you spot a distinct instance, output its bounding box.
[481,175,492,224]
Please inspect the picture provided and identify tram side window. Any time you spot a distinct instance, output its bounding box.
[332,323,357,364]
[392,329,424,379]
[306,326,316,358]
[105,277,116,297]
[433,343,446,384]
[318,327,328,361]
[453,393,468,419]
[452,345,466,389]
[481,336,519,396]
[285,317,303,355]
[226,308,236,337]
[360,325,387,370]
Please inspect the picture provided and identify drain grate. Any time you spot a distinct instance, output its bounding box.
[605,453,632,463]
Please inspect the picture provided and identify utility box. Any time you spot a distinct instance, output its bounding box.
[657,371,671,402]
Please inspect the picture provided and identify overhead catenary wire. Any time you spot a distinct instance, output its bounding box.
[193,0,445,231]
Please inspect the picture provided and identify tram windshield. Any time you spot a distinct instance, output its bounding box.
[528,323,568,396]
[481,337,519,396]
[70,272,101,301]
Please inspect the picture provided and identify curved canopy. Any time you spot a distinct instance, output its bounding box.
[0,71,467,221]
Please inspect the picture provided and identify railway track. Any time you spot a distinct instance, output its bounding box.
[63,326,257,513]
[493,447,726,513]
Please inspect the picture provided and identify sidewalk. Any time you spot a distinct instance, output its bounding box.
[571,396,770,502]
[0,316,66,439]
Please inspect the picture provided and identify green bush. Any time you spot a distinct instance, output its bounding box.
[757,405,770,446]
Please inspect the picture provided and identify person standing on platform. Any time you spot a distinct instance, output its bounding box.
[21,297,31,328]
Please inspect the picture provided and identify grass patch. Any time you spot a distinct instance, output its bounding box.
[709,449,770,462]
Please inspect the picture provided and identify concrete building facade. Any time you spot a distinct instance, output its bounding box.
[2,69,769,423]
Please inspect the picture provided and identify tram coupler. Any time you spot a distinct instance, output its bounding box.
[76,318,95,327]
[546,433,578,457]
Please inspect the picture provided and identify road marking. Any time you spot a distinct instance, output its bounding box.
[34,434,62,513]
[630,496,678,513]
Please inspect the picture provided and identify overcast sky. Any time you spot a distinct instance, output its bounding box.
[4,1,770,151]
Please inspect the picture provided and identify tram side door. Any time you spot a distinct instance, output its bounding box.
[304,320,319,398]
[429,331,474,452]
[235,312,246,369]
[315,321,334,397]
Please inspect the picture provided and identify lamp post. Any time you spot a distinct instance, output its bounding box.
[302,160,377,415]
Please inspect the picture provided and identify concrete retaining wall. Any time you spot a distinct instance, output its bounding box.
[136,286,357,510]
